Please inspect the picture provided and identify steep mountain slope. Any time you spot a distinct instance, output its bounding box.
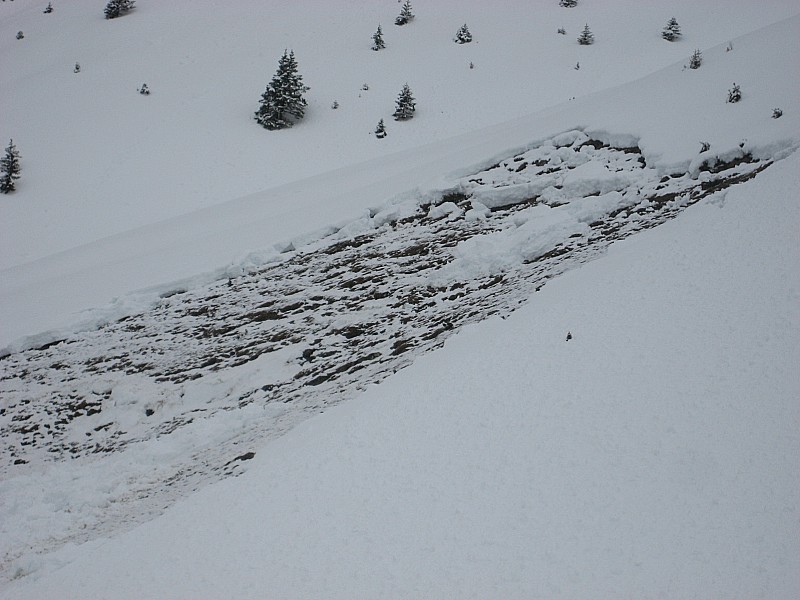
[1,2,799,597]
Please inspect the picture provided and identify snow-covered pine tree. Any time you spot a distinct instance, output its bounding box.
[393,83,416,120]
[375,118,387,138]
[104,0,135,20]
[255,50,310,130]
[454,24,472,44]
[727,83,741,103]
[395,0,414,26]
[577,24,594,45]
[372,25,385,51]
[688,49,702,69]
[16,31,24,39]
[662,17,681,41]
[1,139,21,194]
[43,3,53,14]
[559,0,577,7]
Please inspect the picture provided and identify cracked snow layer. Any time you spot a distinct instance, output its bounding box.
[0,132,778,580]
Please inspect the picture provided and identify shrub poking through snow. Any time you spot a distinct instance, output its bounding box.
[727,83,741,103]
[393,83,416,121]
[662,17,681,41]
[1,139,21,194]
[138,83,150,95]
[375,118,387,138]
[395,0,414,26]
[255,50,310,130]
[557,27,566,35]
[43,2,53,14]
[454,24,472,44]
[699,141,711,153]
[371,25,385,51]
[772,108,783,119]
[577,24,594,45]
[16,31,24,40]
[104,0,135,20]
[74,62,81,73]
[331,100,339,109]
[688,49,702,69]
[560,0,577,7]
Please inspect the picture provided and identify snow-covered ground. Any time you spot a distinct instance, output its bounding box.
[1,1,799,597]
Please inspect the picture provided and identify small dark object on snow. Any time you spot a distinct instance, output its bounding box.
[772,108,783,119]
[145,408,154,416]
[302,348,315,362]
[699,141,711,153]
[566,331,572,341]
[74,63,81,73]
[138,83,150,95]
[16,31,24,40]
[44,3,53,13]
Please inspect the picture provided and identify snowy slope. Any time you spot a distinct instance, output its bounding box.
[1,1,799,597]
[5,140,799,600]
[2,1,799,349]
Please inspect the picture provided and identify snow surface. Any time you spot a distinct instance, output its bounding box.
[2,0,799,349]
[1,0,799,597]
[5,149,799,600]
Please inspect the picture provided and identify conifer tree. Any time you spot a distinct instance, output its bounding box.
[662,17,681,41]
[16,31,24,40]
[104,0,135,20]
[393,83,416,121]
[375,118,387,139]
[1,139,21,194]
[255,50,310,130]
[372,24,385,51]
[454,24,472,44]
[395,0,414,26]
[43,3,53,14]
[727,83,741,103]
[577,24,594,45]
[688,49,702,69]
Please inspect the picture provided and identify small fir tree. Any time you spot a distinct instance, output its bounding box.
[688,49,702,69]
[255,50,310,130]
[43,3,53,14]
[74,62,81,73]
[662,17,681,41]
[577,24,594,45]
[559,0,577,7]
[557,27,566,35]
[772,108,783,119]
[727,83,741,103]
[16,31,24,40]
[393,83,416,120]
[375,118,387,139]
[104,0,135,20]
[1,139,21,194]
[454,24,472,44]
[372,25,385,50]
[138,83,150,95]
[395,0,414,26]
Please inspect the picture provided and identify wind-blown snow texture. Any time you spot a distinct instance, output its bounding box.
[1,1,799,598]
